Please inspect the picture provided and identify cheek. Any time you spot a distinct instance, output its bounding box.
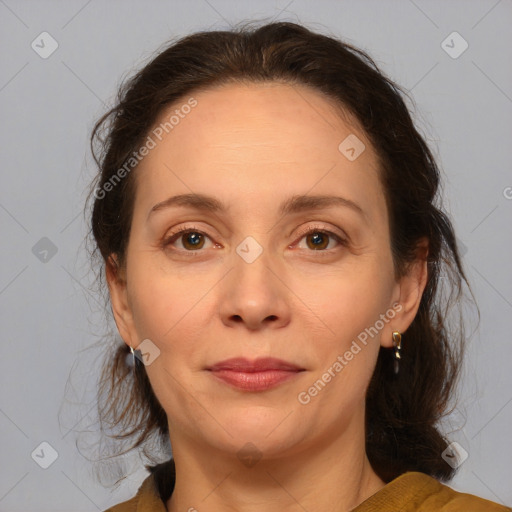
[295,261,394,339]
[295,273,390,411]
[127,268,208,409]
[126,255,216,357]
[290,261,395,407]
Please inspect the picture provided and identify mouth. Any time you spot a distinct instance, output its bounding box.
[206,357,305,392]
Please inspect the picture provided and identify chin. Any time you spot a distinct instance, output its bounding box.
[207,410,308,459]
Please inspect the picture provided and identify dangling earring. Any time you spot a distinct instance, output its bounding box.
[130,345,136,367]
[392,331,402,374]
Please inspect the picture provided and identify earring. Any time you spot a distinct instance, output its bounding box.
[392,331,402,374]
[129,345,136,367]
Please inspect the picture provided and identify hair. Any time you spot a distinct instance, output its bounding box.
[87,20,472,483]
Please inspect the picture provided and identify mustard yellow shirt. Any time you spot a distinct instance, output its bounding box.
[104,459,510,511]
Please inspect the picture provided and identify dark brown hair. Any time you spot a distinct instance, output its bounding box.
[87,20,471,482]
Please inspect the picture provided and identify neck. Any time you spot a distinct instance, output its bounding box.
[166,421,384,512]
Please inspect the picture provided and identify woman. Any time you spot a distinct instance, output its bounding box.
[88,21,510,511]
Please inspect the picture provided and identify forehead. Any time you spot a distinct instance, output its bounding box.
[133,81,384,222]
[153,81,363,159]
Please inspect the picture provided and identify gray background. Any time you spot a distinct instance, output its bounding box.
[1,0,511,510]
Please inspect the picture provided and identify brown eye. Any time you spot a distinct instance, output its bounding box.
[163,228,214,251]
[294,227,347,252]
[181,232,205,250]
[305,232,330,250]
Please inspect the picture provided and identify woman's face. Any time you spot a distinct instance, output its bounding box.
[108,82,424,461]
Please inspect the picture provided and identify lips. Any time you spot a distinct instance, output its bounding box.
[207,357,304,391]
[208,357,303,372]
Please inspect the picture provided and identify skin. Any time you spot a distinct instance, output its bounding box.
[107,81,428,512]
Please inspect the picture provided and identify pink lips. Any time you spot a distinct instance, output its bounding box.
[207,357,304,391]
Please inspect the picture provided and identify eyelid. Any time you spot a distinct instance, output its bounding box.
[161,224,217,249]
[291,223,349,247]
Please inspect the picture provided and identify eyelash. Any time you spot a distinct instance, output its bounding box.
[161,224,348,254]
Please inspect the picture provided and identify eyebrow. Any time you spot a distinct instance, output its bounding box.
[147,193,366,221]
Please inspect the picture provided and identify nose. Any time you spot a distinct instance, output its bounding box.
[218,254,291,331]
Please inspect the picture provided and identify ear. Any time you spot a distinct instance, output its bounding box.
[105,254,137,348]
[381,238,429,348]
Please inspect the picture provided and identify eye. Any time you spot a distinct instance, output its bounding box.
[294,226,347,251]
[162,224,347,253]
[162,227,216,251]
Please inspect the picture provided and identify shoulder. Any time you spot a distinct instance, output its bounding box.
[103,467,169,512]
[103,493,138,512]
[354,472,511,512]
[418,473,510,511]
